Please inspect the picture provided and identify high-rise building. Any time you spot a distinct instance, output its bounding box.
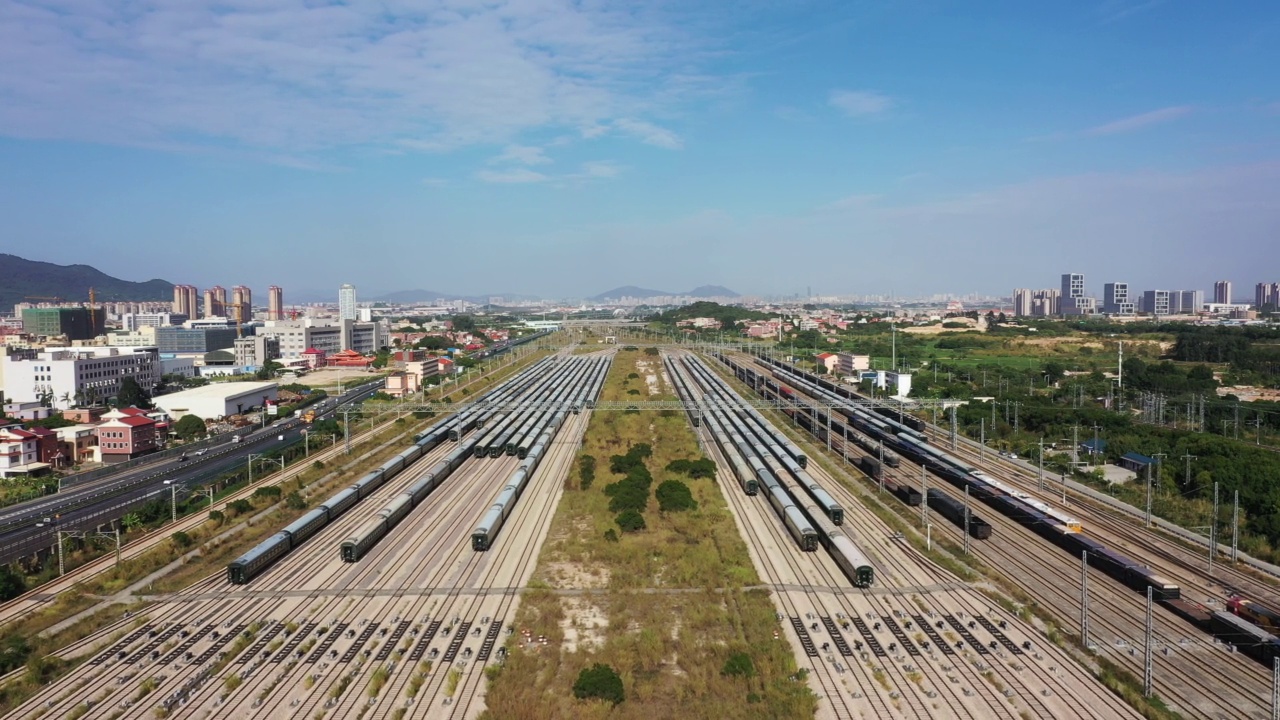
[1142,290,1172,315]
[171,285,199,318]
[339,284,357,321]
[1031,289,1059,316]
[204,286,227,318]
[1256,282,1280,310]
[268,286,284,321]
[1012,289,1033,317]
[1171,290,1203,314]
[231,286,252,324]
[1103,283,1135,315]
[19,307,107,340]
[1214,281,1232,305]
[1060,273,1095,315]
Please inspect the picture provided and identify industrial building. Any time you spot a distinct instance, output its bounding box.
[151,381,278,421]
[0,346,160,409]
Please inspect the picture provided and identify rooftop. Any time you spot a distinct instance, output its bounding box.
[153,381,278,403]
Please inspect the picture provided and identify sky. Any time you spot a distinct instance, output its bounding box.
[0,0,1278,302]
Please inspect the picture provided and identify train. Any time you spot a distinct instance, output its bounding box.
[925,489,993,539]
[1228,595,1280,634]
[668,355,875,587]
[228,353,588,583]
[471,432,554,551]
[739,354,1186,604]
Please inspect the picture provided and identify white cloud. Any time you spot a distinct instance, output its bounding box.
[474,168,550,184]
[828,90,894,118]
[492,145,551,166]
[420,177,449,187]
[614,118,683,149]
[1085,106,1192,135]
[0,1,710,157]
[579,161,622,178]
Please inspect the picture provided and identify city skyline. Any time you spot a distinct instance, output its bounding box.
[1,3,1278,296]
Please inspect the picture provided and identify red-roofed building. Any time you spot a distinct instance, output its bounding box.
[301,348,326,370]
[815,352,838,373]
[0,427,51,477]
[25,426,60,465]
[328,349,373,368]
[95,413,158,463]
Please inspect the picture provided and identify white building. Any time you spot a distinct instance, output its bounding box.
[339,284,357,321]
[151,381,278,421]
[234,335,281,367]
[256,319,387,359]
[836,352,871,375]
[0,346,160,409]
[159,355,198,379]
[122,313,178,331]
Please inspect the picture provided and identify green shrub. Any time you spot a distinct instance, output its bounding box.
[722,651,755,678]
[656,480,697,512]
[578,454,597,490]
[665,457,716,479]
[572,663,625,705]
[208,509,225,524]
[253,485,282,500]
[170,531,193,548]
[615,510,646,533]
[286,492,307,510]
[603,529,619,543]
[227,499,253,516]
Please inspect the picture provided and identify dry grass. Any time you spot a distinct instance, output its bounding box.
[481,349,816,719]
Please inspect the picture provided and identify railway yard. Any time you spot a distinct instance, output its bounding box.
[2,339,1279,718]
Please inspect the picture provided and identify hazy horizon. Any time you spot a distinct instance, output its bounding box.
[1,2,1277,299]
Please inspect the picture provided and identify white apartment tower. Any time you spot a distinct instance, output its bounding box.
[1214,280,1232,305]
[339,284,358,321]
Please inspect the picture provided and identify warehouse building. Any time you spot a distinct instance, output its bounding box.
[151,381,278,421]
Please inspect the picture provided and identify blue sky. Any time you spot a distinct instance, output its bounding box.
[0,0,1277,301]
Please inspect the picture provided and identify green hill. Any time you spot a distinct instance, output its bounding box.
[653,301,770,327]
[0,254,173,313]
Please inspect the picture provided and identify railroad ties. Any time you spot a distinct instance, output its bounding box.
[477,620,504,661]
[820,616,854,657]
[974,616,1024,655]
[271,621,317,663]
[91,624,153,666]
[157,624,214,665]
[374,620,412,662]
[788,617,819,657]
[305,622,349,664]
[340,622,379,663]
[442,621,471,662]
[913,615,957,656]
[125,624,183,665]
[193,624,245,665]
[851,616,887,657]
[238,621,285,664]
[942,615,991,655]
[881,616,921,657]
[407,619,442,662]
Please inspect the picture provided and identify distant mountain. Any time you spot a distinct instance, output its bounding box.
[590,285,739,301]
[686,285,739,298]
[589,286,671,301]
[372,289,453,303]
[0,254,173,312]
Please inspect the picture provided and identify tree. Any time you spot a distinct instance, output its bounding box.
[170,531,193,549]
[450,314,477,333]
[121,512,143,532]
[0,566,26,602]
[615,510,646,532]
[255,360,282,381]
[173,414,207,441]
[572,663,625,705]
[656,480,697,512]
[116,376,152,409]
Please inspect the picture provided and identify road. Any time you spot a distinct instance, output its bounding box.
[0,380,384,565]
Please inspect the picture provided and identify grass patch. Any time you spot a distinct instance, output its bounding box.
[481,349,816,719]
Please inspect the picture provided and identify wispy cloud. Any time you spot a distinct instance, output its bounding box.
[474,168,550,184]
[613,119,683,149]
[420,177,449,188]
[828,90,894,118]
[1085,106,1193,135]
[579,161,623,178]
[0,2,710,158]
[492,145,552,166]
[1097,0,1169,24]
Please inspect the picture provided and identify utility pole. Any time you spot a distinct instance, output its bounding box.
[343,407,351,454]
[1038,437,1045,490]
[963,485,970,556]
[1143,586,1154,697]
[1233,490,1240,565]
[1072,425,1080,465]
[921,463,929,526]
[980,419,986,460]
[1081,550,1090,649]
[878,441,885,495]
[1145,463,1153,528]
[1210,482,1219,575]
[950,406,957,450]
[1013,401,1019,434]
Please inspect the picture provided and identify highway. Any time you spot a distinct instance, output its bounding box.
[0,380,384,566]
